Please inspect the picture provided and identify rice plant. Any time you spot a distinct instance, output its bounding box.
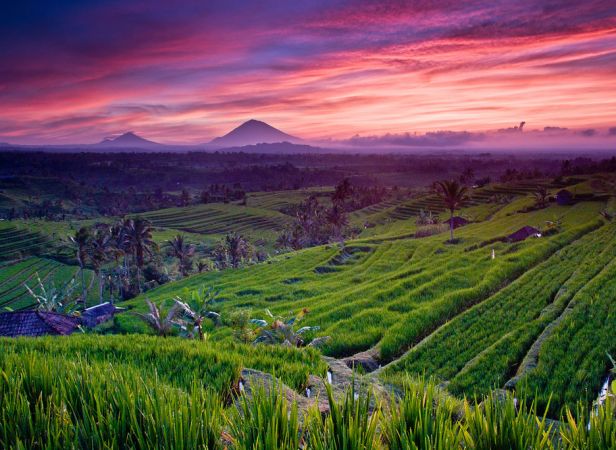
[306,383,381,450]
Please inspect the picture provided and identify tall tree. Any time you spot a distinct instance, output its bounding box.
[67,227,91,307]
[124,218,158,292]
[167,234,195,277]
[533,187,549,208]
[332,178,353,205]
[215,233,252,268]
[89,224,115,303]
[180,189,190,207]
[435,180,469,242]
[326,204,349,240]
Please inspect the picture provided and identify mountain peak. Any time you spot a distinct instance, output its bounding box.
[97,131,160,148]
[210,120,299,147]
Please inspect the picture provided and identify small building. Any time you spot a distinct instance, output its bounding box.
[556,189,573,206]
[506,226,542,243]
[444,216,469,229]
[80,302,123,328]
[0,311,81,337]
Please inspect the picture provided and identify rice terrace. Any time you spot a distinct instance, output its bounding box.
[1,1,616,449]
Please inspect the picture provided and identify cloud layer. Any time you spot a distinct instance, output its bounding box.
[1,0,615,145]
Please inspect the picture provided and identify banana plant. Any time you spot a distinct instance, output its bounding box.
[173,286,221,340]
[24,273,79,314]
[250,308,329,347]
[133,299,184,337]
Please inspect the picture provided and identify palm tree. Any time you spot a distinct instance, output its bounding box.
[67,227,91,307]
[90,224,115,303]
[435,180,469,242]
[167,234,195,277]
[215,233,252,269]
[332,178,353,205]
[533,187,549,208]
[124,218,158,292]
[326,204,349,240]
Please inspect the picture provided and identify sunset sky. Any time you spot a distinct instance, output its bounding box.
[1,0,615,145]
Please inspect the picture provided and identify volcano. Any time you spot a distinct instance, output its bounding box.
[209,119,300,147]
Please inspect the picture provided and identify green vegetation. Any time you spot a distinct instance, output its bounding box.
[140,202,290,247]
[0,257,97,310]
[0,222,53,261]
[112,194,611,416]
[1,340,613,449]
[1,174,616,446]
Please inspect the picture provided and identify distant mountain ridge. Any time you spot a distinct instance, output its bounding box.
[0,120,320,153]
[209,119,299,147]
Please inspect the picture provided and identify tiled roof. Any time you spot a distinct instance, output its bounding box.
[81,302,120,327]
[0,311,80,337]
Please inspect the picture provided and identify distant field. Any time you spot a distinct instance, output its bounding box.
[246,187,332,212]
[140,203,292,248]
[0,257,97,310]
[0,222,54,261]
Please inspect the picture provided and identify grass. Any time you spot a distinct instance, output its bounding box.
[0,334,326,393]
[1,349,614,450]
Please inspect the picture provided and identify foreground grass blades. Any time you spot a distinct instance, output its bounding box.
[1,351,614,450]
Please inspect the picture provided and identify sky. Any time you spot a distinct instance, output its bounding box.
[1,0,615,146]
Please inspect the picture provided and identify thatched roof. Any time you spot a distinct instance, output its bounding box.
[506,226,541,243]
[0,311,80,337]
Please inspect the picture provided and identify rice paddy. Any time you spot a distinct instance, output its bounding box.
[1,178,615,447]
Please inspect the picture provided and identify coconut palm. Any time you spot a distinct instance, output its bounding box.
[123,218,158,291]
[332,178,353,205]
[108,221,130,299]
[215,233,252,269]
[167,234,195,277]
[326,204,349,240]
[533,187,549,208]
[435,180,469,242]
[67,226,91,306]
[89,224,116,302]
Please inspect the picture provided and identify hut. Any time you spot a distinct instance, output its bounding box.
[506,226,542,243]
[80,302,123,328]
[0,311,80,337]
[443,216,469,229]
[556,189,573,206]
